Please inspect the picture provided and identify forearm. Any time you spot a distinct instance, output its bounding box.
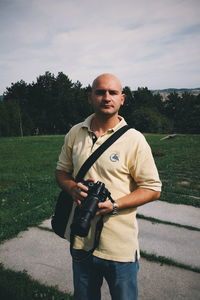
[116,188,161,210]
[55,169,76,194]
[98,187,160,215]
[55,170,90,205]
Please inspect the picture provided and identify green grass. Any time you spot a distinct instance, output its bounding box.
[0,133,199,298]
[0,264,72,300]
[137,214,200,232]
[0,134,199,243]
[145,134,200,207]
[0,135,63,242]
[140,251,200,274]
[0,136,72,299]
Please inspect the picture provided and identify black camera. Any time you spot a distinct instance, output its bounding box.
[71,181,111,237]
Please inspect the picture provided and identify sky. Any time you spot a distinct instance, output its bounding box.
[0,0,200,94]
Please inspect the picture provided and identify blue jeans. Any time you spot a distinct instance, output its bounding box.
[71,249,139,300]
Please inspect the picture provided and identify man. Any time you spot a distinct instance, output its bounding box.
[55,73,161,300]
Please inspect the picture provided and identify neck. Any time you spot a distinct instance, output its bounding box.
[91,114,120,137]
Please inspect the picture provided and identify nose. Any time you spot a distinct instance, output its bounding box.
[104,91,111,101]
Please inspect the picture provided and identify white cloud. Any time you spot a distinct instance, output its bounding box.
[0,0,200,93]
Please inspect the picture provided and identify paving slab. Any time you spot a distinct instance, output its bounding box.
[41,218,200,268]
[0,227,109,299]
[138,200,200,229]
[138,258,200,300]
[0,227,199,300]
[138,219,200,268]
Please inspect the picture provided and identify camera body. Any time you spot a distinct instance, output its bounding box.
[71,180,110,237]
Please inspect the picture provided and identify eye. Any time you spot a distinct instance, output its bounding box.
[109,90,118,95]
[94,89,119,95]
[95,90,106,95]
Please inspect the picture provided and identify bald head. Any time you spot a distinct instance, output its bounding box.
[92,73,123,93]
[88,73,125,117]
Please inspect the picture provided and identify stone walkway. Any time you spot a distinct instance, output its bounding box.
[138,200,200,229]
[0,200,200,299]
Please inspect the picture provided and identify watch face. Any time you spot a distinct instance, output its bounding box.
[112,202,119,214]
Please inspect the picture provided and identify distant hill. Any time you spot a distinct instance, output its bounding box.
[152,88,200,100]
[153,88,200,93]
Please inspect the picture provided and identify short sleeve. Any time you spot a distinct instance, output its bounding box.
[56,131,73,174]
[130,135,162,192]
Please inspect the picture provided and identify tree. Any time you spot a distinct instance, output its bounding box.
[0,101,9,136]
[130,107,172,133]
[3,80,31,136]
[164,92,200,133]
[52,72,75,133]
[0,99,22,136]
[120,87,171,132]
[28,71,57,134]
[1,71,199,136]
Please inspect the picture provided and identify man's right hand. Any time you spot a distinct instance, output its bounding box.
[70,182,89,206]
[55,170,96,206]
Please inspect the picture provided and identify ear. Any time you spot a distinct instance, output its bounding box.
[121,93,125,106]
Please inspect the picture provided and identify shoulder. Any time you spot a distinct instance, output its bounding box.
[124,128,152,155]
[66,114,93,137]
[68,122,84,135]
[63,122,85,147]
[126,127,146,142]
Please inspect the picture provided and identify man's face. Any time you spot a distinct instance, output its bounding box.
[88,75,125,117]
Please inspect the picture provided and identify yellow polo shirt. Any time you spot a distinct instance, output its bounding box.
[56,114,162,262]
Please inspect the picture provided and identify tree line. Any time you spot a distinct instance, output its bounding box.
[0,71,199,137]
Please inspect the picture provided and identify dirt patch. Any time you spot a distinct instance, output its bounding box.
[178,181,190,185]
[189,195,200,200]
[153,150,165,157]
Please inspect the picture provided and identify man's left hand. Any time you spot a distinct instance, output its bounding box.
[96,200,114,215]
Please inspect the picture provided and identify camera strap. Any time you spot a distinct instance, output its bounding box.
[71,124,131,259]
[75,124,130,182]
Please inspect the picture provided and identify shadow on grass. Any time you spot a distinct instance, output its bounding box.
[0,263,72,300]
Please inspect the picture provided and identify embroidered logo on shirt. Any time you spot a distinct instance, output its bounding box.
[110,153,119,162]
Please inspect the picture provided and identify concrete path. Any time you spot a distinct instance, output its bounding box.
[0,200,200,299]
[0,227,200,300]
[138,219,200,268]
[42,217,200,269]
[138,200,200,229]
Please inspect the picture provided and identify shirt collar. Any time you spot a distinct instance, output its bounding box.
[81,113,127,133]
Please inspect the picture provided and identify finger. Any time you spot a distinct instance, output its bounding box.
[75,199,82,206]
[71,185,86,203]
[98,200,112,209]
[73,184,87,198]
[77,182,89,192]
[79,190,88,198]
[96,208,110,215]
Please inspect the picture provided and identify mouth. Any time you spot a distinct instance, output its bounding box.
[100,104,113,108]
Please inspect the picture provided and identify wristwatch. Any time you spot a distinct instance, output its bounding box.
[112,201,119,215]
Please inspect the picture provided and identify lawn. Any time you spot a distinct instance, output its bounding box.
[0,133,199,243]
[0,263,71,300]
[146,134,200,207]
[0,133,199,298]
[0,135,63,242]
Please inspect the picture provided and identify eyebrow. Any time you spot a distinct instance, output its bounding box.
[95,89,120,95]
